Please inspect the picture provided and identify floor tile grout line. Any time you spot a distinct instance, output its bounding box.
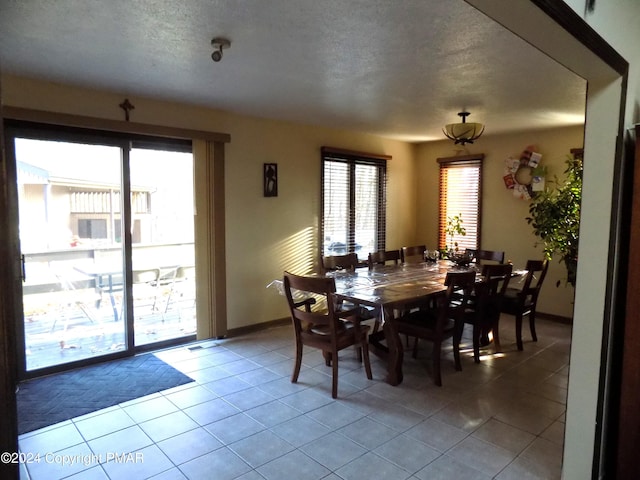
[18,318,569,480]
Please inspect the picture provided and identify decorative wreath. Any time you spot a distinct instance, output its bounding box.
[503,145,546,200]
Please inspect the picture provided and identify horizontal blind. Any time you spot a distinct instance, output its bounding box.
[354,163,381,256]
[322,148,388,260]
[438,156,482,252]
[323,160,349,254]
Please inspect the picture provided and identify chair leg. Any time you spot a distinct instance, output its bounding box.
[372,319,380,333]
[492,313,502,353]
[361,341,373,380]
[473,324,481,363]
[432,341,442,386]
[323,351,332,366]
[515,313,524,351]
[331,349,339,398]
[530,310,538,342]
[453,337,462,371]
[412,337,419,359]
[291,340,303,383]
[453,321,464,371]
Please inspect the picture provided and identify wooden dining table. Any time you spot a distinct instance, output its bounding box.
[328,261,473,386]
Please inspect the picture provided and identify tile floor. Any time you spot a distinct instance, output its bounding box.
[18,315,571,480]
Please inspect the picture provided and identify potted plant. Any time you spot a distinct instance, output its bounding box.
[445,213,470,263]
[526,155,582,287]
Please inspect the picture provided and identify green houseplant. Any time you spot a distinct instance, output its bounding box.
[526,155,583,287]
[445,213,467,258]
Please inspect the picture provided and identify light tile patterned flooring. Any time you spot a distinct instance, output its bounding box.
[18,315,571,480]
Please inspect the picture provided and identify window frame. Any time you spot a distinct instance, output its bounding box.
[321,147,389,261]
[437,153,484,252]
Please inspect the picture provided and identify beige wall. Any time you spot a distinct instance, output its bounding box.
[2,74,584,329]
[2,75,417,330]
[415,126,584,318]
[222,114,417,329]
[558,1,640,478]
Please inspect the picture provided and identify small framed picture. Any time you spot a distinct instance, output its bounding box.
[264,163,278,197]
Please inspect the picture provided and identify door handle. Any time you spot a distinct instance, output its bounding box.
[21,254,26,281]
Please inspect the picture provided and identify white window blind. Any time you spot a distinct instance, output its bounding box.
[322,147,388,260]
[438,154,483,252]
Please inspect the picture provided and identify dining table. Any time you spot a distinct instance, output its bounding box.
[326,260,478,386]
[73,263,179,322]
[271,259,525,386]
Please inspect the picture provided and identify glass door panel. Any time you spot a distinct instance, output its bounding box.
[15,138,126,372]
[129,147,195,347]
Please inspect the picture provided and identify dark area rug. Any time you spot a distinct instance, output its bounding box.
[17,354,194,434]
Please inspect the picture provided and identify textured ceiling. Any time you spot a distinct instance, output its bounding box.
[0,0,587,142]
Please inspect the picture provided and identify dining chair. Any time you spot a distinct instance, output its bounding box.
[500,259,549,350]
[131,268,162,311]
[455,263,512,363]
[164,265,196,318]
[283,271,373,398]
[321,252,359,272]
[401,245,426,263]
[465,248,505,264]
[368,249,401,268]
[51,271,102,332]
[394,271,476,386]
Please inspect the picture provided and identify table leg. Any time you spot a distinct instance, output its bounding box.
[382,306,403,386]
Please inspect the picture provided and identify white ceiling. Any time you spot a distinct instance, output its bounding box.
[0,0,587,142]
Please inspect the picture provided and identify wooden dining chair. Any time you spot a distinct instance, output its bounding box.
[283,271,372,398]
[500,259,549,350]
[455,263,512,363]
[321,252,359,273]
[368,249,401,268]
[465,248,505,264]
[395,271,476,386]
[401,245,426,264]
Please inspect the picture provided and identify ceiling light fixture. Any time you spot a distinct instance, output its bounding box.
[211,37,231,62]
[443,111,485,145]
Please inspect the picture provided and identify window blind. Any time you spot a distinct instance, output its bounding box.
[321,147,388,260]
[438,154,483,252]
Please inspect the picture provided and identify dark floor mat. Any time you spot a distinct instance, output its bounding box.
[17,354,193,434]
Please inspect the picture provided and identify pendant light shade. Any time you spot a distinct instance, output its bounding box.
[443,111,485,145]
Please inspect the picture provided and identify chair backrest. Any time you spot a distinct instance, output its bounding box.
[521,259,549,303]
[444,270,477,308]
[176,265,195,280]
[132,268,161,285]
[481,263,513,296]
[476,264,513,317]
[466,248,505,264]
[283,271,338,334]
[321,253,359,272]
[430,271,477,332]
[368,250,401,268]
[401,245,426,263]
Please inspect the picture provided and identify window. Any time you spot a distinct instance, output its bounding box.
[321,147,389,260]
[438,154,483,252]
[78,218,107,239]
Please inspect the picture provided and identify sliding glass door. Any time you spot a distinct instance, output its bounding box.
[15,137,127,372]
[8,124,196,376]
[129,146,195,347]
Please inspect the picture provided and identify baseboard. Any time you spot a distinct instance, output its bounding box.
[537,312,573,325]
[224,317,290,338]
[222,312,572,339]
